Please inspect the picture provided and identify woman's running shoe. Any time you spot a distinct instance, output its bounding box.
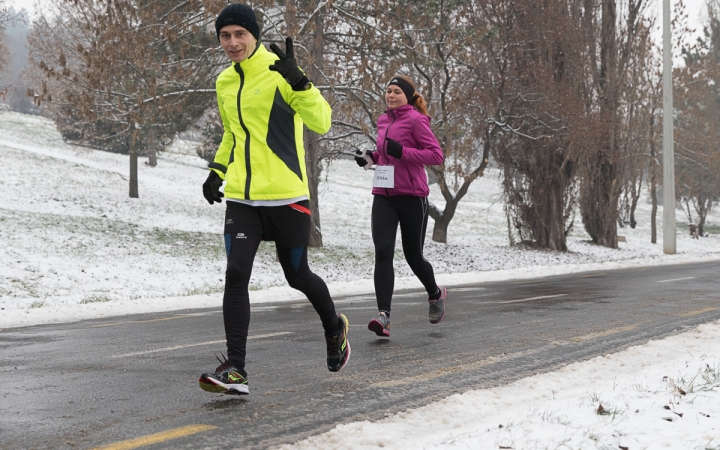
[367,312,391,337]
[428,286,447,324]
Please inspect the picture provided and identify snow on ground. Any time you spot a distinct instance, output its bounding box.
[1,110,719,328]
[277,319,720,450]
[1,110,720,449]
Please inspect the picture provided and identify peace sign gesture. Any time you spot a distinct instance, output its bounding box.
[269,37,307,89]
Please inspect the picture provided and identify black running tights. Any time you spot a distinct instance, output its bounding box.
[371,195,438,313]
[222,234,339,372]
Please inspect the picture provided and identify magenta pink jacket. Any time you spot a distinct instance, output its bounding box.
[369,104,444,197]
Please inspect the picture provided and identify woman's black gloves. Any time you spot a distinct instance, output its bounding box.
[355,150,368,167]
[355,149,374,168]
[385,138,403,159]
[203,171,224,205]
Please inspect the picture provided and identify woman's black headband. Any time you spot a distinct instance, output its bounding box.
[387,77,416,104]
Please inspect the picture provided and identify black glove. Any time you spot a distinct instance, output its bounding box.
[354,149,369,167]
[386,138,403,159]
[269,37,309,91]
[202,171,224,205]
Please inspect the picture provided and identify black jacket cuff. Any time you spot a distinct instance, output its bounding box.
[291,76,311,91]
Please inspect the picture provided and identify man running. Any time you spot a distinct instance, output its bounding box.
[198,3,350,395]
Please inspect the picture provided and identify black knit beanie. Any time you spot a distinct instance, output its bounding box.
[215,4,260,40]
[388,77,416,104]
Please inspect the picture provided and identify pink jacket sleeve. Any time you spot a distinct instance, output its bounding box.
[400,115,444,166]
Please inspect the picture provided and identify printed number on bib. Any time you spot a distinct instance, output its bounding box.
[373,165,395,188]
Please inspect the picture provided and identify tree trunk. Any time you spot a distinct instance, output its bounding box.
[129,140,139,198]
[292,0,326,248]
[629,176,641,229]
[581,148,619,248]
[430,214,449,243]
[683,197,694,224]
[531,179,568,251]
[650,111,658,244]
[651,185,658,243]
[147,130,157,167]
[696,196,710,237]
[428,198,458,244]
[304,131,323,247]
[429,128,493,244]
[580,0,620,249]
[625,167,644,230]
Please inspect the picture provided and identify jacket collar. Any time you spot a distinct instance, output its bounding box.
[233,43,269,73]
[386,104,414,117]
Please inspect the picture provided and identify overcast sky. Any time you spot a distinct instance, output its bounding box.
[2,0,711,60]
[5,0,710,25]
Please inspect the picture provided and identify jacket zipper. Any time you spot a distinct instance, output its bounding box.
[384,109,397,196]
[227,134,237,166]
[234,63,252,200]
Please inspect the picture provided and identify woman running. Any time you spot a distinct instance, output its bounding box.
[354,75,446,337]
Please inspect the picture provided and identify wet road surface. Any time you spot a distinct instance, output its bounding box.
[1,261,718,449]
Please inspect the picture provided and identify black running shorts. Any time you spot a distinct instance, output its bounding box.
[223,200,311,248]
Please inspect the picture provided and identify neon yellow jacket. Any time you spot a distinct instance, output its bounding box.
[209,44,332,201]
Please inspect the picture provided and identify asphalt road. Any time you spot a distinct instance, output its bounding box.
[1,261,719,450]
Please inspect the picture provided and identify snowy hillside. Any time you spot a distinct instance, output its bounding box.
[1,110,719,319]
[2,111,720,450]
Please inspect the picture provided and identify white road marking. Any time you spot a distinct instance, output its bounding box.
[391,292,426,298]
[657,277,696,283]
[333,297,376,304]
[111,332,292,358]
[497,294,568,304]
[442,287,488,292]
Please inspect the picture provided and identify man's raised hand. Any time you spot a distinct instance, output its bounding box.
[269,37,307,89]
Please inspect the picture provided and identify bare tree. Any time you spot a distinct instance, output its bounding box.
[407,0,494,243]
[284,0,331,247]
[487,0,593,251]
[323,0,496,244]
[246,0,496,245]
[0,1,22,100]
[674,3,720,236]
[27,0,223,197]
[646,75,662,243]
[578,0,649,249]
[617,17,656,230]
[0,33,8,100]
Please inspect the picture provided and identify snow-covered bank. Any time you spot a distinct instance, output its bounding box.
[2,110,720,329]
[278,319,720,450]
[2,110,720,450]
[2,254,720,329]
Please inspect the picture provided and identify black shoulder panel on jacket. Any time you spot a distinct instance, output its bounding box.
[266,87,302,180]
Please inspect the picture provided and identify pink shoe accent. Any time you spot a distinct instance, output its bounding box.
[368,318,391,337]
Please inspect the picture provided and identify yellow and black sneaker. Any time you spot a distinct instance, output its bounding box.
[199,353,249,395]
[326,313,351,372]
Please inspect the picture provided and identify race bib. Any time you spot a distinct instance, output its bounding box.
[373,165,395,188]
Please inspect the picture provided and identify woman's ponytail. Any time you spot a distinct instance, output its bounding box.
[411,92,429,116]
[395,75,429,117]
